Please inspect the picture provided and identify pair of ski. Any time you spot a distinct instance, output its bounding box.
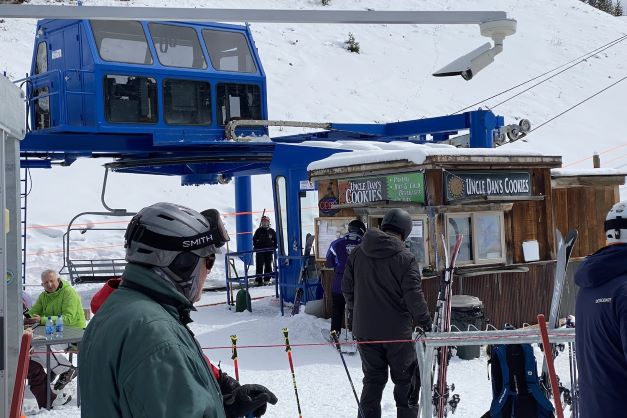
[417,234,464,418]
[538,228,579,418]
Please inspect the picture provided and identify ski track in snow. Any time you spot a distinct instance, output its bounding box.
[6,0,617,416]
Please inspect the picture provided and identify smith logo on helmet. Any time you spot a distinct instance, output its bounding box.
[183,234,214,248]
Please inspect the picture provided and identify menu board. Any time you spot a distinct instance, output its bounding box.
[314,217,355,261]
[338,172,425,205]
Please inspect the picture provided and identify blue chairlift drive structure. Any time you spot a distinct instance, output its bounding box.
[18,18,507,307]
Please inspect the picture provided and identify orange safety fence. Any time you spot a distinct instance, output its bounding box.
[25,206,319,231]
[563,143,627,168]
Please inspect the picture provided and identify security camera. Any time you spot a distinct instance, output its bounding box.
[433,19,516,81]
[433,42,498,81]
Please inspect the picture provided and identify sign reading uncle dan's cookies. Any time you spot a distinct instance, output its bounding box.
[338,172,425,205]
[444,171,531,202]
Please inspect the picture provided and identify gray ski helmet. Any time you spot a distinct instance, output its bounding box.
[605,200,627,244]
[380,208,413,241]
[124,202,217,268]
[347,219,366,236]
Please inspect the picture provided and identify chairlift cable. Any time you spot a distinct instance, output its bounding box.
[529,74,627,134]
[452,33,627,114]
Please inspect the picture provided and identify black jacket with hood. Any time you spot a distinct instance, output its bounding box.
[574,243,627,418]
[342,228,431,340]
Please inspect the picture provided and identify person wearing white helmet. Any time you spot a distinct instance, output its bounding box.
[79,202,277,418]
[574,200,627,418]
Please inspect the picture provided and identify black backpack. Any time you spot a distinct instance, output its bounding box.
[483,344,555,418]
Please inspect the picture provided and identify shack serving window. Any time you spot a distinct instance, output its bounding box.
[104,75,157,123]
[91,20,153,65]
[369,215,429,267]
[163,79,211,125]
[217,83,262,125]
[202,29,257,73]
[446,212,505,265]
[149,23,207,69]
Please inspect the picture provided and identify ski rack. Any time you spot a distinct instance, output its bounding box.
[417,327,575,418]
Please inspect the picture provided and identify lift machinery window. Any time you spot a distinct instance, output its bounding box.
[163,79,211,125]
[91,20,153,65]
[202,29,257,73]
[149,23,207,69]
[217,83,261,125]
[104,75,157,124]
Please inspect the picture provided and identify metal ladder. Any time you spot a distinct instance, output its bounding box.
[20,166,29,284]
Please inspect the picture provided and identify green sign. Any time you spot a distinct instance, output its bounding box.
[338,172,425,204]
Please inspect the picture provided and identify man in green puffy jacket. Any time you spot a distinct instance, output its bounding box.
[79,203,277,418]
[29,269,85,390]
[28,269,86,328]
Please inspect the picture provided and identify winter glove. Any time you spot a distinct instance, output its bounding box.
[223,384,278,418]
[218,371,240,397]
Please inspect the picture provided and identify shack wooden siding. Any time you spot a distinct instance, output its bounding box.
[552,186,617,257]
[421,262,556,329]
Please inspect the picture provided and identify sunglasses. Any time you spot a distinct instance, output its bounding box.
[205,255,216,270]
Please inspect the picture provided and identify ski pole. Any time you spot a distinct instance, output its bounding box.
[283,328,303,418]
[230,335,240,381]
[330,330,365,418]
[538,314,565,418]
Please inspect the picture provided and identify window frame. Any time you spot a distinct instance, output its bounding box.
[162,78,212,126]
[445,211,506,266]
[148,23,208,70]
[201,28,257,73]
[103,74,158,124]
[275,176,289,256]
[90,20,153,65]
[35,41,48,75]
[216,83,262,126]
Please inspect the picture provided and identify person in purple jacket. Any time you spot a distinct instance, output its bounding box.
[326,219,366,335]
[575,200,627,418]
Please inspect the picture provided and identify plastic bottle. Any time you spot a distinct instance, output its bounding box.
[55,314,64,339]
[45,316,54,340]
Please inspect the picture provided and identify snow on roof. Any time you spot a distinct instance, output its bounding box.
[551,168,627,177]
[306,141,546,171]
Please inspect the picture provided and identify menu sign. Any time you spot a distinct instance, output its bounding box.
[444,171,531,202]
[338,172,425,205]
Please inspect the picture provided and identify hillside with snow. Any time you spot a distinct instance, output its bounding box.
[1,0,626,284]
[0,1,624,416]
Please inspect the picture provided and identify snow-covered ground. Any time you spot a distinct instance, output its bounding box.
[0,0,621,416]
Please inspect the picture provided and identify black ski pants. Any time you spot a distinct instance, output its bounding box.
[331,292,346,335]
[357,340,420,418]
[255,251,274,285]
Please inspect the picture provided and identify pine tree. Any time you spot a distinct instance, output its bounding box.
[321,0,331,5]
[596,0,612,13]
[614,2,624,15]
[345,33,360,54]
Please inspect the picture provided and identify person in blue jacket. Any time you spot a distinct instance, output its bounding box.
[325,219,366,335]
[575,200,627,418]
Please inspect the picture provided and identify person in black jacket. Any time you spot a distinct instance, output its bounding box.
[574,200,627,418]
[252,215,277,286]
[343,208,431,418]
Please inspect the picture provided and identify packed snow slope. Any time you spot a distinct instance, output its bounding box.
[0,0,622,416]
[1,0,625,283]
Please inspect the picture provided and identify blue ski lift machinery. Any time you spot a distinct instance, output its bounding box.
[18,17,513,306]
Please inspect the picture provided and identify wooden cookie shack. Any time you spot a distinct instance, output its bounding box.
[307,144,625,328]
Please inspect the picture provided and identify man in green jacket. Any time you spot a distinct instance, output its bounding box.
[28,269,86,328]
[29,269,85,391]
[79,202,277,418]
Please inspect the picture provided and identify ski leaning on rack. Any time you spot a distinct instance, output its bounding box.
[433,234,463,418]
[540,229,578,403]
[291,233,315,316]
